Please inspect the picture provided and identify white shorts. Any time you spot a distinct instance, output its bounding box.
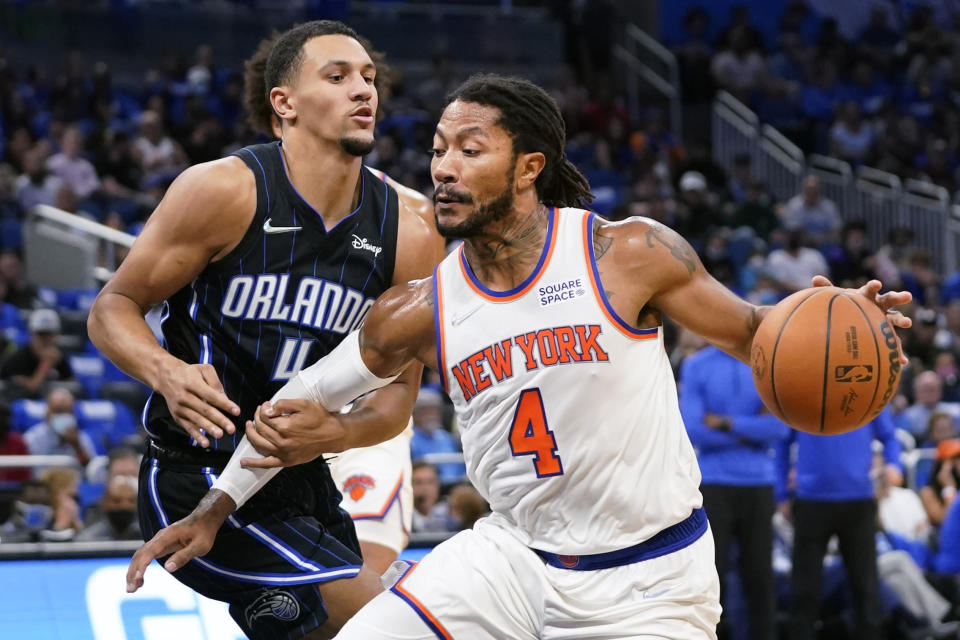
[327,428,413,555]
[335,516,721,640]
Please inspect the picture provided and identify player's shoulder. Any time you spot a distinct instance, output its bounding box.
[363,276,435,349]
[169,156,255,206]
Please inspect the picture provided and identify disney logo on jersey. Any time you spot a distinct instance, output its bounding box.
[351,234,382,257]
[245,589,301,628]
[538,278,586,307]
[451,325,610,402]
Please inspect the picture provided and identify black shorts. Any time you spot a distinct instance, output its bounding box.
[138,441,363,640]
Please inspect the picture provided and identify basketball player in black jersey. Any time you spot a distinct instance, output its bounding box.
[88,21,441,640]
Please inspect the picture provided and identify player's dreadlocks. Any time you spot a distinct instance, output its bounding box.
[243,21,392,137]
[445,74,594,208]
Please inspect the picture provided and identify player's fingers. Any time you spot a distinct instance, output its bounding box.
[246,419,281,455]
[240,455,285,469]
[193,369,241,421]
[876,289,913,310]
[179,397,236,439]
[163,541,206,573]
[886,309,912,329]
[811,275,833,287]
[172,414,211,448]
[127,535,181,591]
[270,399,312,415]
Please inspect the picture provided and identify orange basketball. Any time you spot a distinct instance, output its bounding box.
[750,286,901,435]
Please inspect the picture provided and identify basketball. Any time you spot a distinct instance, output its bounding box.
[750,286,901,436]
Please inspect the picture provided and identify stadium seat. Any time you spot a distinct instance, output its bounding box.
[77,399,139,452]
[69,354,107,399]
[10,398,48,433]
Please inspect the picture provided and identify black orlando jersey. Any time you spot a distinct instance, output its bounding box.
[145,142,400,452]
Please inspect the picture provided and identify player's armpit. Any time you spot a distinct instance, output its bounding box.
[393,195,444,286]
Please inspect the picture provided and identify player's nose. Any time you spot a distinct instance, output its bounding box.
[432,154,458,184]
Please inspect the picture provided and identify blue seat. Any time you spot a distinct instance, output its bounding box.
[55,288,100,313]
[77,400,139,451]
[69,354,107,398]
[10,399,48,433]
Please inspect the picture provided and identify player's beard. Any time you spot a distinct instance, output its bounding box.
[435,161,517,239]
[340,134,375,157]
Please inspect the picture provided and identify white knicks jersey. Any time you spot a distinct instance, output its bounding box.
[433,207,702,554]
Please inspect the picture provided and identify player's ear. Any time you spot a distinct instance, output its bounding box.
[270,87,296,125]
[516,151,546,191]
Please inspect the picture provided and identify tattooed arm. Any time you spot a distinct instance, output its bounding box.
[593,216,768,364]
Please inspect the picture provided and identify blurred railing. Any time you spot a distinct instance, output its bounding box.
[615,23,682,143]
[712,91,957,275]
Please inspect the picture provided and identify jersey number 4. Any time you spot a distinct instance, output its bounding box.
[509,388,564,477]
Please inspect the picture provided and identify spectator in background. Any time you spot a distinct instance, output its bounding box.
[829,101,875,165]
[764,229,830,292]
[927,412,959,450]
[900,249,941,309]
[131,110,186,190]
[410,387,465,484]
[680,345,789,640]
[781,175,842,247]
[874,452,932,544]
[782,409,903,640]
[14,146,63,212]
[920,439,960,528]
[729,178,779,241]
[711,25,767,102]
[826,220,875,288]
[0,252,39,310]
[46,125,100,201]
[446,483,488,531]
[410,461,450,534]
[726,152,753,203]
[23,387,94,471]
[898,370,960,440]
[0,308,73,397]
[0,479,51,542]
[0,401,29,483]
[75,474,139,541]
[674,170,723,244]
[934,351,960,402]
[38,466,83,541]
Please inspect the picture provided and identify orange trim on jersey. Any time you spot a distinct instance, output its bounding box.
[392,562,454,640]
[349,475,403,520]
[457,207,558,302]
[581,213,659,341]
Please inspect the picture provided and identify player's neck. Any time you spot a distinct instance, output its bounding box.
[279,135,363,226]
[462,202,549,290]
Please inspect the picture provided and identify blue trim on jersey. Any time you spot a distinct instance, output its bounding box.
[147,461,361,585]
[390,564,448,640]
[458,207,556,299]
[242,148,271,211]
[276,141,366,233]
[585,212,659,338]
[431,266,446,393]
[532,507,708,571]
[188,282,199,320]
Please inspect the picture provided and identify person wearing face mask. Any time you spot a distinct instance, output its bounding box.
[75,474,140,541]
[409,387,465,484]
[23,387,95,472]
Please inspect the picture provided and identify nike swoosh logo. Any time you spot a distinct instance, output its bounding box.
[263,218,302,234]
[643,588,671,599]
[450,303,483,326]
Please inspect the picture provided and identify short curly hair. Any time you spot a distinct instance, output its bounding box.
[243,22,392,137]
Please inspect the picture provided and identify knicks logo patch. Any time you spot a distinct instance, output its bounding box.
[245,589,301,627]
[343,474,376,501]
[556,554,580,568]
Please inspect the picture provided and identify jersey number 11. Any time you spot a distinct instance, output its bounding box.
[509,388,564,477]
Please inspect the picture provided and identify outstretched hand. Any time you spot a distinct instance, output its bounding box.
[126,490,235,593]
[241,399,347,470]
[811,276,912,364]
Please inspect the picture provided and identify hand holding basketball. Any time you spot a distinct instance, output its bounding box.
[750,278,911,436]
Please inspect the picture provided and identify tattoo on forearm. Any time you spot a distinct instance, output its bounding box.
[592,217,614,260]
[645,224,697,275]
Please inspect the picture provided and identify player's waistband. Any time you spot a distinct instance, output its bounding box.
[532,507,708,571]
[146,440,234,472]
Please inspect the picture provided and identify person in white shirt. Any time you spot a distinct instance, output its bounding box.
[781,176,842,246]
[764,229,830,292]
[46,126,101,200]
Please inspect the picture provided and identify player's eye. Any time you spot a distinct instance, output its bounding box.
[363,76,375,85]
[429,148,445,158]
[329,74,343,83]
[463,149,480,156]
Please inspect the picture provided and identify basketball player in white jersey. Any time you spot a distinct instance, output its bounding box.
[128,75,912,638]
